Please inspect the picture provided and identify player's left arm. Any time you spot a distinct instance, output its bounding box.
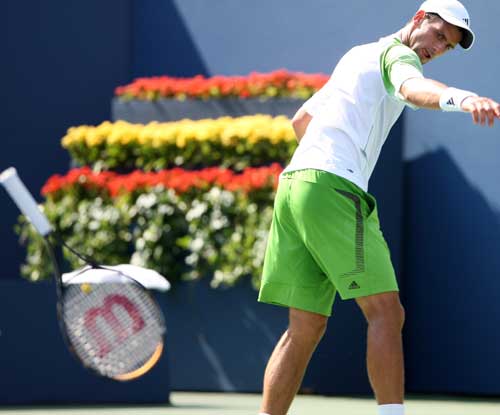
[291,107,313,143]
[292,78,334,142]
[400,77,500,127]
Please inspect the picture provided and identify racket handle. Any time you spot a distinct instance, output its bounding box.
[0,167,52,236]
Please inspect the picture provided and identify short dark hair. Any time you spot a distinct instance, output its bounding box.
[424,12,441,20]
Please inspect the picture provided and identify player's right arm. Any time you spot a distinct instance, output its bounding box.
[400,77,500,127]
[383,42,500,127]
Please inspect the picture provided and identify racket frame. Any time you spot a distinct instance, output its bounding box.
[44,233,166,381]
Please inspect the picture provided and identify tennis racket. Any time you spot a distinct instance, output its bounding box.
[0,167,167,381]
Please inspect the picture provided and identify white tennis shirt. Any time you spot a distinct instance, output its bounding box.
[283,35,424,191]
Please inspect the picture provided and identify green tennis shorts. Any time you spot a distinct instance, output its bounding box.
[258,169,398,316]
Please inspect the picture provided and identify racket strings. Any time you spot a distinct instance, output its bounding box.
[62,276,165,379]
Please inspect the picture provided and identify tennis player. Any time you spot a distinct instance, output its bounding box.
[258,1,500,414]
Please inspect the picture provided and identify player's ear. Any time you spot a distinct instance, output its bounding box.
[412,10,426,27]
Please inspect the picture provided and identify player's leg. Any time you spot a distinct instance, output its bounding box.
[260,307,328,415]
[295,170,404,411]
[258,172,336,415]
[356,291,405,404]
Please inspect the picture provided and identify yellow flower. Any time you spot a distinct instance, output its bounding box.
[138,122,159,146]
[85,128,105,147]
[61,115,294,150]
[62,126,89,148]
[96,121,113,137]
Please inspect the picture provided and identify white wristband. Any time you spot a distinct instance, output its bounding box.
[439,87,477,112]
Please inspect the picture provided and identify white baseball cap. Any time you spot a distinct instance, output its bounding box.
[419,0,475,50]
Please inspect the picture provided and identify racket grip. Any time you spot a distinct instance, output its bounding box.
[0,167,52,236]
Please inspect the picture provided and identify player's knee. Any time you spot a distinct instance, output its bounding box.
[357,293,405,330]
[288,307,328,343]
[368,305,405,332]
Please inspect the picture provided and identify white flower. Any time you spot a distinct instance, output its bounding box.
[130,252,146,267]
[185,252,199,266]
[210,218,227,230]
[220,190,235,206]
[158,204,175,216]
[136,238,146,250]
[211,270,225,288]
[186,200,208,221]
[247,203,257,214]
[136,193,158,209]
[88,220,100,231]
[143,228,160,242]
[231,232,242,243]
[206,187,221,202]
[205,188,235,207]
[190,237,204,251]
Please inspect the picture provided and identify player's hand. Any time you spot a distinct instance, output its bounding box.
[461,96,500,127]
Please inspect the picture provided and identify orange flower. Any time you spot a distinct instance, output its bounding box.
[41,165,284,197]
[115,71,328,100]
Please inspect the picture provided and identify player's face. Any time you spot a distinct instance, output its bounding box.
[409,13,463,64]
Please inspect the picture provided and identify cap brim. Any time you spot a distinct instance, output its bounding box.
[439,13,475,50]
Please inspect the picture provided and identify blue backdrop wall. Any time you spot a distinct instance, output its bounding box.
[2,0,500,398]
[1,0,133,279]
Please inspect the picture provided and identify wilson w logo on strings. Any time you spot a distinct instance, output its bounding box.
[84,294,145,357]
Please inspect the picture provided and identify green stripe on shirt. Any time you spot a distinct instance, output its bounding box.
[380,38,424,100]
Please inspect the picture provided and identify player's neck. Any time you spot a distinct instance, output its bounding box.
[397,26,411,47]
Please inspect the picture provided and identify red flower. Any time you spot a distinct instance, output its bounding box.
[41,165,285,198]
[41,174,66,196]
[115,71,328,100]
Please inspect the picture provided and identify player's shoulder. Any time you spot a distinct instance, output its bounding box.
[336,35,415,71]
[380,36,418,62]
[342,37,389,61]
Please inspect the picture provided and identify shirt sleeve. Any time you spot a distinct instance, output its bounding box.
[381,43,424,108]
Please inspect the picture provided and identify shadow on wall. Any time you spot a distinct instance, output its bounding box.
[165,277,371,395]
[164,277,288,392]
[133,0,209,77]
[402,149,500,395]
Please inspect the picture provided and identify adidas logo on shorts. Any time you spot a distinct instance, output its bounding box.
[349,281,360,290]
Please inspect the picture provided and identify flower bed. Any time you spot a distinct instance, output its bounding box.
[18,165,282,288]
[115,69,328,101]
[62,116,296,171]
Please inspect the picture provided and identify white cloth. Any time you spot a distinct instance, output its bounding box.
[283,35,423,191]
[62,264,171,292]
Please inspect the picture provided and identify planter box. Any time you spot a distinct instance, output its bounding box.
[112,97,305,122]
